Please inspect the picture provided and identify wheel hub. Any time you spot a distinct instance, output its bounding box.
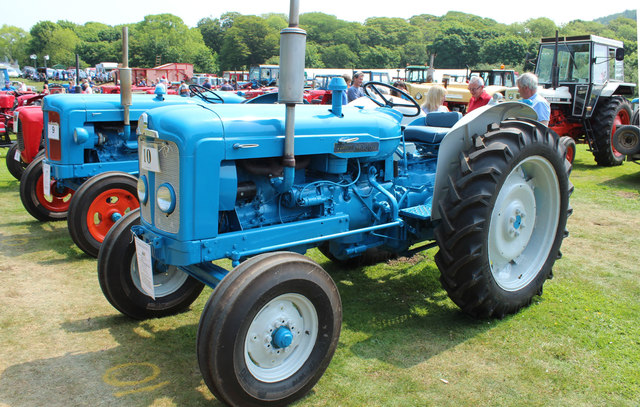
[488,156,561,292]
[245,293,318,383]
[494,180,536,261]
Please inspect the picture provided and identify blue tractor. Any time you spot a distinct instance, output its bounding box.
[19,27,245,257]
[98,4,573,405]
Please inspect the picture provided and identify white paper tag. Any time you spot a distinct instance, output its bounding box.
[42,162,51,197]
[14,148,21,161]
[48,122,60,140]
[134,236,155,299]
[140,143,161,173]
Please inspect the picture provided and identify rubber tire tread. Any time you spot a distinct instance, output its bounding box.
[97,209,205,320]
[590,96,632,167]
[6,142,27,180]
[434,118,572,318]
[197,252,342,407]
[19,155,69,221]
[68,171,138,258]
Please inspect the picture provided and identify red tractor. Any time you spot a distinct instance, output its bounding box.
[7,104,44,179]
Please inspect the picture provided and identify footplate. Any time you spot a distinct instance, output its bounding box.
[399,204,432,220]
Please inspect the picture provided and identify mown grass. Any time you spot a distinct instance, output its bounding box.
[0,143,638,406]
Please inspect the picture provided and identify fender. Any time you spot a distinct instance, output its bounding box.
[599,82,636,98]
[432,102,537,220]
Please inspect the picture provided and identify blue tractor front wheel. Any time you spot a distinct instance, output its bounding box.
[97,209,205,320]
[197,252,342,406]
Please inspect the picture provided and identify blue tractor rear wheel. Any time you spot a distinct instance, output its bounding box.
[435,119,572,318]
[197,252,342,406]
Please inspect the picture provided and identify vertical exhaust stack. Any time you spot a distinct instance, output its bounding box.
[278,0,306,192]
[120,27,133,137]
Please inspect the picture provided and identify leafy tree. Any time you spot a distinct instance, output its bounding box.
[480,36,529,67]
[305,42,324,68]
[300,13,352,45]
[218,15,278,69]
[524,18,557,38]
[46,28,81,66]
[400,41,429,66]
[320,44,358,68]
[197,17,224,53]
[130,14,214,72]
[28,21,59,55]
[358,45,400,68]
[219,27,250,70]
[430,33,467,68]
[0,25,31,66]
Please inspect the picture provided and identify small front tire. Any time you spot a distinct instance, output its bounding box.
[197,252,342,406]
[19,155,73,221]
[6,142,27,180]
[97,209,205,320]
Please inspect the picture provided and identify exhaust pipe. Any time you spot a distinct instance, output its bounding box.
[277,0,306,192]
[120,27,133,137]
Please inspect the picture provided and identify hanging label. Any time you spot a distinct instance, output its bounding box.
[42,162,51,197]
[134,236,155,299]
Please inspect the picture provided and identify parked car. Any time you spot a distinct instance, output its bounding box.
[21,66,37,80]
[7,67,21,78]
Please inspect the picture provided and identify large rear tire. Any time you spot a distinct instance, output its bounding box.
[435,119,572,318]
[197,252,341,406]
[68,172,139,257]
[97,209,205,320]
[19,155,73,221]
[590,96,632,166]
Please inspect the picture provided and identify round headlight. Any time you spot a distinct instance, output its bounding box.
[156,183,176,213]
[73,127,89,144]
[137,175,148,204]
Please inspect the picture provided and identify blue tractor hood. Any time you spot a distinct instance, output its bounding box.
[143,103,403,161]
[43,93,211,123]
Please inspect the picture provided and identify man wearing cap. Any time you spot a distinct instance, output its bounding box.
[2,81,16,92]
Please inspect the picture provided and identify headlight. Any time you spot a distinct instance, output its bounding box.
[137,175,148,204]
[156,183,176,213]
[73,127,89,144]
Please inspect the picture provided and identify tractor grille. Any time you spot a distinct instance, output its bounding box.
[139,138,180,233]
[16,120,24,151]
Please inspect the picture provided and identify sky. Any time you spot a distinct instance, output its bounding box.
[3,0,636,32]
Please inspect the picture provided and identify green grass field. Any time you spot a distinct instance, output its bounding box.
[0,144,638,406]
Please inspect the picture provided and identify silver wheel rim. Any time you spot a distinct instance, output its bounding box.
[244,293,318,383]
[488,156,560,291]
[130,258,188,297]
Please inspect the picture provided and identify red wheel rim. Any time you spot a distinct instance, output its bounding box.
[566,146,575,163]
[35,174,74,212]
[611,109,631,157]
[86,188,139,243]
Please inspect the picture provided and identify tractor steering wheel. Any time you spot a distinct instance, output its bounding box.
[363,81,421,117]
[188,84,225,104]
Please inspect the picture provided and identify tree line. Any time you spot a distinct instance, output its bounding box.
[0,10,637,86]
